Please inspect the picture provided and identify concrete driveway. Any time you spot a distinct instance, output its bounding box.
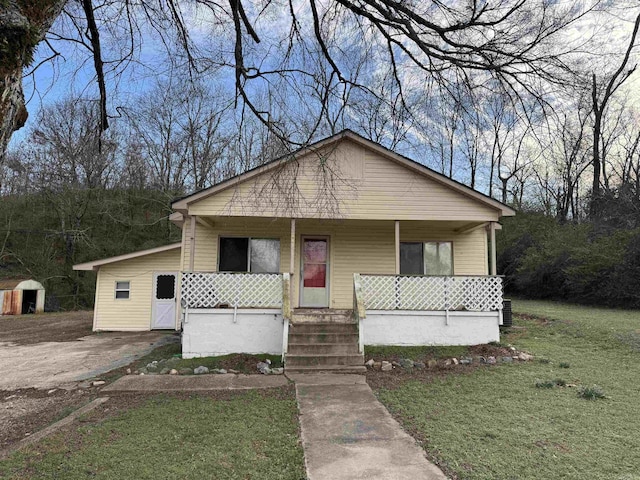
[0,311,175,390]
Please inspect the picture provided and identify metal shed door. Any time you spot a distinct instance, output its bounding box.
[152,273,177,329]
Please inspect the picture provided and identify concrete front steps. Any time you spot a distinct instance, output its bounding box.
[286,310,365,374]
[290,308,355,323]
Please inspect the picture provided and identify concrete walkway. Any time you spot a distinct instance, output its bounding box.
[289,373,447,480]
[102,374,288,392]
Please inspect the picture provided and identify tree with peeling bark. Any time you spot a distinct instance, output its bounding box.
[0,0,606,157]
[1,0,65,155]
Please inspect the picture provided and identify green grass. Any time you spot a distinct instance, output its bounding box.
[0,389,305,480]
[372,299,640,479]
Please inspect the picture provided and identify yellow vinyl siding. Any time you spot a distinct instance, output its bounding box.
[293,220,395,309]
[399,222,488,275]
[188,139,499,222]
[183,218,292,272]
[94,248,181,331]
[188,218,489,310]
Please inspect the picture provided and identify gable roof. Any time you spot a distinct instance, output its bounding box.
[73,243,181,271]
[172,130,515,217]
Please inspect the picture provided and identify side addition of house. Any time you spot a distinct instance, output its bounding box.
[74,130,515,372]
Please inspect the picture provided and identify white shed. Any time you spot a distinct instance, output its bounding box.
[0,279,46,315]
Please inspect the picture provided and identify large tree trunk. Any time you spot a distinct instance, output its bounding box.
[0,0,66,156]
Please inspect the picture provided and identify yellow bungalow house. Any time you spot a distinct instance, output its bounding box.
[74,130,514,372]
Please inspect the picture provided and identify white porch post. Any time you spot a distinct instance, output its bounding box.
[290,218,296,307]
[189,215,197,272]
[489,221,497,276]
[395,220,400,275]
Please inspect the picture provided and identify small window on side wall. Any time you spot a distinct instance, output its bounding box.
[115,281,130,299]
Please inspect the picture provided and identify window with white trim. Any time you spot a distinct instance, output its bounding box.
[115,281,130,299]
[400,242,453,275]
[219,237,280,273]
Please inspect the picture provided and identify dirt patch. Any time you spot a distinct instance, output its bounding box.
[467,344,514,357]
[366,343,516,392]
[82,386,297,424]
[366,364,476,391]
[0,389,94,450]
[0,330,174,390]
[215,353,281,373]
[515,312,569,326]
[0,311,93,345]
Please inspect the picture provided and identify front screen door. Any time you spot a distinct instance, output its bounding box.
[152,272,177,329]
[300,237,329,307]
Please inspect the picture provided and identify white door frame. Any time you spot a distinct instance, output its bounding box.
[299,236,330,308]
[151,271,178,329]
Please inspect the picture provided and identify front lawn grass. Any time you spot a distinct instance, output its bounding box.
[0,388,305,480]
[371,300,640,479]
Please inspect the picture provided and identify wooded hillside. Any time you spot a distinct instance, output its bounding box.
[1,189,180,310]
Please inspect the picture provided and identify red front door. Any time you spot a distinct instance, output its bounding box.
[300,237,329,307]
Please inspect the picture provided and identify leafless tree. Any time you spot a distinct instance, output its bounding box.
[31,99,118,190]
[539,105,592,222]
[616,112,640,195]
[588,11,640,217]
[124,78,233,193]
[422,88,463,179]
[1,0,607,158]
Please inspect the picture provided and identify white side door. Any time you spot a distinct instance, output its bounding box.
[152,272,177,329]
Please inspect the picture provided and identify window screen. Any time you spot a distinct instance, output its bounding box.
[400,243,424,275]
[219,237,249,272]
[250,239,280,273]
[115,281,130,299]
[156,275,175,299]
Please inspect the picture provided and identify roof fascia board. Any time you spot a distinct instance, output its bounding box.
[173,129,515,217]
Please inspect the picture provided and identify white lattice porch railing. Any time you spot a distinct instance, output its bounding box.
[181,272,283,309]
[360,275,503,312]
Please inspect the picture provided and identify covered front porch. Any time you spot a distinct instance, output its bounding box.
[178,216,503,358]
[180,272,503,358]
[180,216,501,308]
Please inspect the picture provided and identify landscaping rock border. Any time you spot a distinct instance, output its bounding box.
[132,358,285,376]
[364,347,534,371]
